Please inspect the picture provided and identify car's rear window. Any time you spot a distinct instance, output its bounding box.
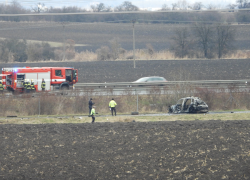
[135,77,148,82]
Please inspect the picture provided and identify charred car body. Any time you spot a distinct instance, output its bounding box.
[169,97,209,114]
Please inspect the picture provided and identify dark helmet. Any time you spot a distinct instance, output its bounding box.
[112,98,114,100]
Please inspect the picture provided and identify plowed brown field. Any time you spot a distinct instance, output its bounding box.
[1,59,250,82]
[1,120,250,179]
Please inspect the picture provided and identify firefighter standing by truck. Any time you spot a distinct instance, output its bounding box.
[0,80,4,94]
[23,79,28,93]
[30,79,35,92]
[41,78,46,91]
[26,80,31,93]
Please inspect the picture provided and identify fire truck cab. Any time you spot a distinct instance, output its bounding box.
[1,67,78,93]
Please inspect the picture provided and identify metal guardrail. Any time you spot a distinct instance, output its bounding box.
[74,80,250,88]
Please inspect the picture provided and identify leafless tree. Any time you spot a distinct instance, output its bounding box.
[172,3,178,10]
[214,23,236,58]
[109,38,121,60]
[31,2,47,13]
[227,3,237,9]
[193,23,214,58]
[171,27,191,58]
[90,3,112,12]
[237,0,250,8]
[177,0,189,10]
[191,2,203,10]
[146,43,155,56]
[161,4,170,10]
[0,0,28,14]
[115,1,139,11]
[206,4,217,9]
[171,0,189,10]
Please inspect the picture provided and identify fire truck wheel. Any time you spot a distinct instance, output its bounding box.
[61,85,69,90]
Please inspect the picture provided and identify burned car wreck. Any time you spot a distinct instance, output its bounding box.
[169,97,209,114]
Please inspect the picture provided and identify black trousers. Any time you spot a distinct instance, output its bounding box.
[92,115,95,123]
[111,107,116,116]
[89,107,92,115]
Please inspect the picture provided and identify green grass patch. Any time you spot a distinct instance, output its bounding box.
[1,112,250,124]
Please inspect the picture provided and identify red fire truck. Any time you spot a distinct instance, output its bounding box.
[1,67,78,93]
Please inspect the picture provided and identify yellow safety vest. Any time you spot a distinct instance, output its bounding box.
[41,81,46,88]
[31,82,35,90]
[109,100,117,107]
[0,83,3,90]
[26,82,31,90]
[90,108,95,115]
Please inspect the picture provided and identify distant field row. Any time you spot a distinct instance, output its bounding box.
[1,59,250,83]
[0,22,250,51]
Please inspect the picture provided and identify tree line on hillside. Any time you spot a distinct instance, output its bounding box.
[95,22,236,60]
[0,38,75,63]
[0,0,250,23]
[170,23,236,59]
[0,22,236,62]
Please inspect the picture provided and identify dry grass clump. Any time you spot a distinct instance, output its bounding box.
[223,50,250,59]
[70,49,250,61]
[0,84,249,117]
[74,50,97,61]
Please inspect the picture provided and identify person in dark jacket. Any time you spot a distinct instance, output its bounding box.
[89,98,95,115]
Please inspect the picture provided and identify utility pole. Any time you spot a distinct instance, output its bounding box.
[61,22,66,61]
[132,19,136,68]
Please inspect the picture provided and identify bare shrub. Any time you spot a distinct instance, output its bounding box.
[146,43,155,56]
[65,49,75,60]
[0,97,14,116]
[224,50,250,59]
[54,49,64,61]
[96,46,112,61]
[74,51,97,62]
[109,37,121,60]
[39,94,58,115]
[73,96,88,114]
[126,54,134,60]
[26,43,43,62]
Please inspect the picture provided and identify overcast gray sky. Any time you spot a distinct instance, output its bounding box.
[2,0,237,10]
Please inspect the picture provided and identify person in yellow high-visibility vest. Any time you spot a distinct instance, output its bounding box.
[90,106,96,123]
[0,80,4,94]
[26,79,31,93]
[41,78,46,91]
[30,79,36,92]
[109,98,117,116]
